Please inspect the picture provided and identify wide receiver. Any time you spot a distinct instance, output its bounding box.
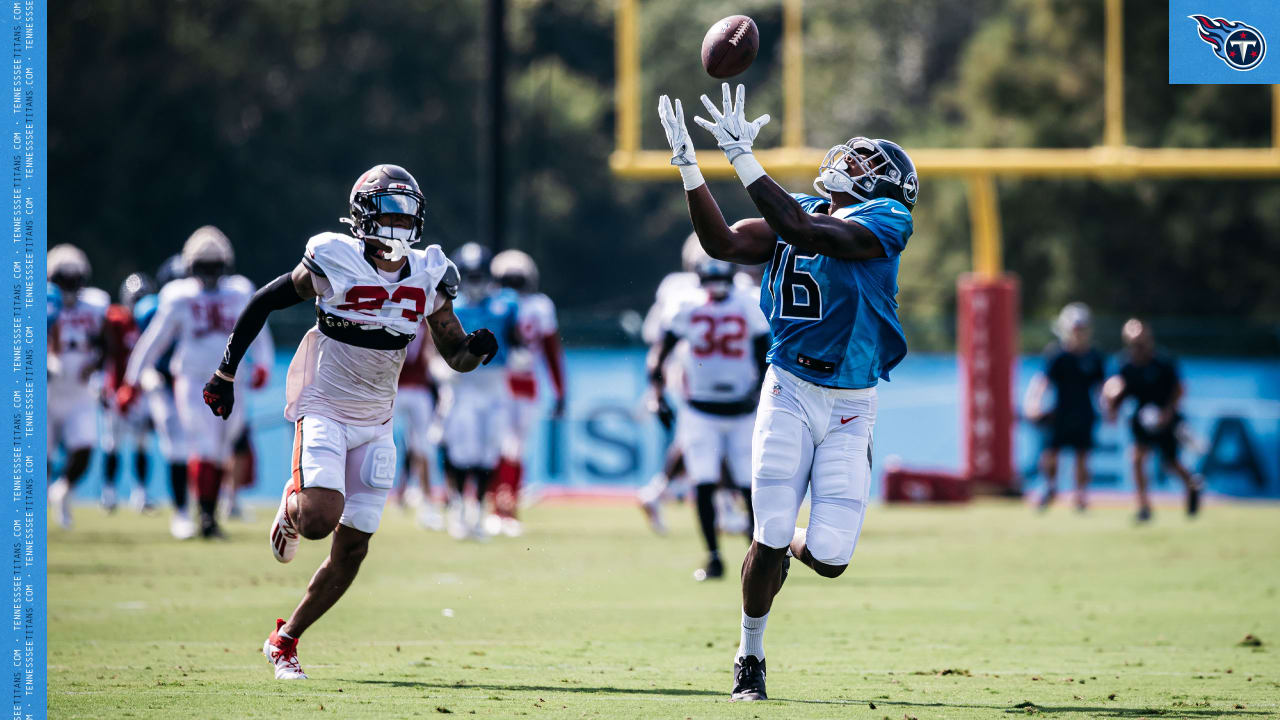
[659,83,916,700]
[202,164,497,680]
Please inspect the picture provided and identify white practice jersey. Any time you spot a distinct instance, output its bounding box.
[125,276,271,385]
[49,287,109,395]
[642,271,702,345]
[286,233,455,426]
[508,291,558,374]
[665,287,770,404]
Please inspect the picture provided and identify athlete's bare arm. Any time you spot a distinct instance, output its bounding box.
[685,185,776,265]
[427,297,482,373]
[743,178,887,261]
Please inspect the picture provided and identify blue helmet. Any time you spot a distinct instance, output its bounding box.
[814,137,918,211]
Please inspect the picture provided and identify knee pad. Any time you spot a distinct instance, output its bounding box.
[751,484,800,549]
[339,506,383,534]
[805,500,863,566]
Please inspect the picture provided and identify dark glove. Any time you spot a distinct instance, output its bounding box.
[203,373,235,419]
[465,328,499,365]
[654,394,676,432]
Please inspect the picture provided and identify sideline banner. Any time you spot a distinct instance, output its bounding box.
[4,1,45,717]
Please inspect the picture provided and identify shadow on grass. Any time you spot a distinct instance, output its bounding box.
[345,680,1267,716]
[778,697,1270,717]
[345,678,722,698]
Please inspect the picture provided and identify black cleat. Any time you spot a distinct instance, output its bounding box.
[200,514,228,540]
[1187,478,1204,517]
[694,556,724,582]
[731,655,767,701]
[1134,506,1152,524]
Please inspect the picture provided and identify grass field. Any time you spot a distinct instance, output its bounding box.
[50,498,1279,719]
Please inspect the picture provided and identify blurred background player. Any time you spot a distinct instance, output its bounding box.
[439,242,519,540]
[46,244,110,530]
[1023,302,1106,512]
[395,323,444,531]
[647,257,770,581]
[1103,319,1204,522]
[100,272,157,513]
[137,255,196,538]
[635,234,708,533]
[122,226,274,539]
[488,249,567,538]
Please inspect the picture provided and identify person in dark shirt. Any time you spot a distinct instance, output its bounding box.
[1102,319,1203,522]
[1024,303,1106,511]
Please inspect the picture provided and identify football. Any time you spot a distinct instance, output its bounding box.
[701,15,759,78]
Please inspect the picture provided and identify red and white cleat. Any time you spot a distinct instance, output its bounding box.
[263,618,307,680]
[269,483,300,564]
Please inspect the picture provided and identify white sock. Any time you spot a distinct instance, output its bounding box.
[737,610,768,660]
[277,629,294,641]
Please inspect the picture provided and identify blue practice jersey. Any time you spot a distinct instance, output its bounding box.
[453,290,519,369]
[759,194,912,389]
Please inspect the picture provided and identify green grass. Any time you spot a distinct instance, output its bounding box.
[50,499,1280,719]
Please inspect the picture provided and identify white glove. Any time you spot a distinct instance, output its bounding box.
[658,94,705,190]
[658,94,696,167]
[694,83,770,163]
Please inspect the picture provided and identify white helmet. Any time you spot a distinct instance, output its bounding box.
[491,249,539,292]
[681,232,709,272]
[181,225,234,280]
[47,244,91,286]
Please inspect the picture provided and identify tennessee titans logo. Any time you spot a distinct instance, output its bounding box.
[1189,15,1266,71]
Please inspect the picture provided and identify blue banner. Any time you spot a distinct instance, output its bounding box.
[3,0,44,717]
[1170,0,1279,83]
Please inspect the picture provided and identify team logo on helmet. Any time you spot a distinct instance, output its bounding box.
[1189,15,1266,71]
[901,172,919,205]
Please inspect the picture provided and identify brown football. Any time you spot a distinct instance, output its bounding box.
[701,15,759,79]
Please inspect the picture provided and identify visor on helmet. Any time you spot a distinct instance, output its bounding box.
[368,191,422,217]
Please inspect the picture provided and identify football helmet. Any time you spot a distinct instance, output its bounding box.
[119,273,156,309]
[47,244,91,292]
[342,164,427,263]
[491,249,539,293]
[813,137,918,210]
[695,257,735,299]
[182,225,234,286]
[454,242,493,301]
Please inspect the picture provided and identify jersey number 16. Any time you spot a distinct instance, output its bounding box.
[768,242,823,321]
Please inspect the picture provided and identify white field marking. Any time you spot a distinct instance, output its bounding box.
[114,601,147,611]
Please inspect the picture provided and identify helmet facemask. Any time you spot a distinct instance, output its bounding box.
[812,137,900,202]
[347,188,425,263]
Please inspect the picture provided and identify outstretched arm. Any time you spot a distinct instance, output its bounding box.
[658,93,775,265]
[203,264,315,419]
[217,263,315,380]
[743,179,886,261]
[426,297,497,373]
[685,186,778,265]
